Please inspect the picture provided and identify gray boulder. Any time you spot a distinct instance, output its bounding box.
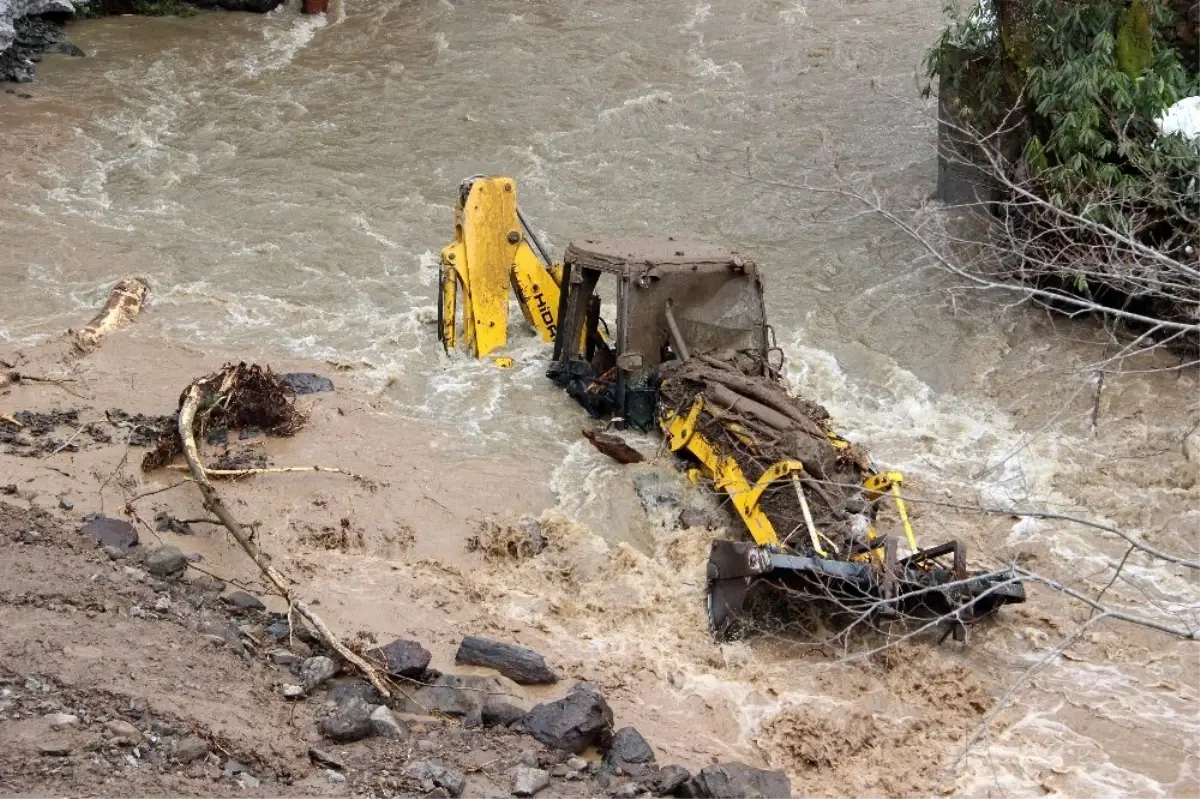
[680,762,791,799]
[397,673,527,728]
[318,697,374,743]
[513,682,613,754]
[455,636,558,685]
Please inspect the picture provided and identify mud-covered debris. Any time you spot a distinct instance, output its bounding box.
[632,472,680,516]
[221,590,265,611]
[368,637,431,679]
[105,410,175,448]
[511,766,551,797]
[155,513,194,536]
[326,677,384,707]
[483,701,526,728]
[141,362,307,471]
[406,760,465,798]
[278,372,334,395]
[172,736,209,764]
[606,726,655,766]
[37,740,72,757]
[582,429,644,464]
[680,762,791,799]
[80,516,138,553]
[319,697,374,743]
[467,517,546,561]
[397,673,528,729]
[514,682,614,755]
[308,746,346,770]
[455,636,559,685]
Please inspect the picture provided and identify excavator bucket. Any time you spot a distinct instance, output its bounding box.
[438,176,520,358]
[438,176,565,358]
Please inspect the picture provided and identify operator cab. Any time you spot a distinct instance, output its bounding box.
[546,237,781,429]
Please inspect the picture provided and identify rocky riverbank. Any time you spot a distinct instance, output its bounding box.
[0,0,285,84]
[0,502,791,798]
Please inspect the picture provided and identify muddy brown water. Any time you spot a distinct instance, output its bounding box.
[1,0,1198,795]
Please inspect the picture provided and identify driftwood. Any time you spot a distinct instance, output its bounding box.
[70,277,150,354]
[177,377,393,700]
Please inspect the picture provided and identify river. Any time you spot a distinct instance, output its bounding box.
[1,0,1197,795]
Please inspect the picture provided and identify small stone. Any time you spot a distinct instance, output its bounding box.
[58,497,74,510]
[224,760,248,775]
[300,656,339,693]
[45,712,79,729]
[326,769,346,784]
[173,736,209,764]
[551,764,569,778]
[318,697,374,743]
[369,705,409,740]
[154,595,171,612]
[103,545,127,560]
[406,761,465,798]
[236,773,260,789]
[222,590,266,611]
[281,684,305,699]
[417,739,438,753]
[428,789,451,799]
[308,746,345,770]
[38,740,72,756]
[146,545,187,578]
[566,757,588,772]
[106,719,143,744]
[269,649,301,667]
[511,766,551,797]
[483,701,526,728]
[613,782,640,798]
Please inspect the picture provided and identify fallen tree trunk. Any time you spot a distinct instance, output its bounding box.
[177,377,393,700]
[70,277,150,354]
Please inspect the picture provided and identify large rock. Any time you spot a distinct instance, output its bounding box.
[368,638,431,679]
[369,705,409,740]
[455,636,558,685]
[606,726,654,765]
[397,673,527,728]
[650,765,692,796]
[513,682,613,754]
[318,697,374,743]
[680,763,791,799]
[0,0,73,54]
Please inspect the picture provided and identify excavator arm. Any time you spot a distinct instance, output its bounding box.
[438,175,563,358]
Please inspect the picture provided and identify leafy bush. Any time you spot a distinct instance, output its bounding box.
[924,0,1199,325]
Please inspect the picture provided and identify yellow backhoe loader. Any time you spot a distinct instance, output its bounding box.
[438,175,1025,643]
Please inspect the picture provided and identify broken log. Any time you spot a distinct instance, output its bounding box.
[177,377,394,701]
[582,429,644,464]
[70,277,150,354]
[455,636,559,685]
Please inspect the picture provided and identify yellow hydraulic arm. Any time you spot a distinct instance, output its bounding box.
[439,176,563,358]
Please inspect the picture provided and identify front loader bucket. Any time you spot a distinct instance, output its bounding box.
[706,539,1026,642]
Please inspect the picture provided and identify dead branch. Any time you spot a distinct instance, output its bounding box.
[177,379,394,700]
[163,463,375,484]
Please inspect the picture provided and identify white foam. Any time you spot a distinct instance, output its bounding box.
[240,10,328,76]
